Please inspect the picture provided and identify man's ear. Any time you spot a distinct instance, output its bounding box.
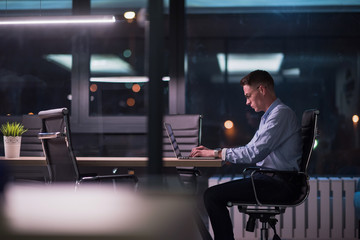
[258,85,266,95]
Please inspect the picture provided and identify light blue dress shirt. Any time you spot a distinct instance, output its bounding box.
[223,99,302,171]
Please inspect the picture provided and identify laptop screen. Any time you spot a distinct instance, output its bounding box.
[164,123,182,158]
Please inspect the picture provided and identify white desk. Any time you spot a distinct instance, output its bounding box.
[0,156,222,168]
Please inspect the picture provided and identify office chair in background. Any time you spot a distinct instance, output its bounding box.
[37,108,138,188]
[228,109,319,240]
[163,114,203,190]
[21,114,44,157]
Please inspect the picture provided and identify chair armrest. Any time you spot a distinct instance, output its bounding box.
[38,132,63,140]
[243,166,261,173]
[243,167,299,175]
[242,167,285,179]
[242,167,261,178]
[250,168,304,176]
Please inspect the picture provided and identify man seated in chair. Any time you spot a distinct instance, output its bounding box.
[190,70,302,240]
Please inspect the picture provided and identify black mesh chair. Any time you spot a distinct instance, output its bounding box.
[227,109,319,240]
[37,108,138,187]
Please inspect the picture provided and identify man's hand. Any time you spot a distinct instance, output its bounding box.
[189,145,214,157]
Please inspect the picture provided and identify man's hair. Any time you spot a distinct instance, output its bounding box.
[240,70,274,90]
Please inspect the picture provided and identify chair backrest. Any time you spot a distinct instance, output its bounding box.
[287,109,319,206]
[163,115,202,157]
[20,114,44,156]
[299,109,319,173]
[38,108,80,182]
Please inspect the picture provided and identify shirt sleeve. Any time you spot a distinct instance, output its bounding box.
[224,107,297,165]
[221,148,227,160]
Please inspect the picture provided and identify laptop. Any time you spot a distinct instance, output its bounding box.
[164,122,216,160]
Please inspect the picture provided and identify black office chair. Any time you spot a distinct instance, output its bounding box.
[228,109,319,240]
[21,114,44,157]
[37,108,138,187]
[163,114,203,189]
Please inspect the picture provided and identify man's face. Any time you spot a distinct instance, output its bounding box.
[243,84,265,112]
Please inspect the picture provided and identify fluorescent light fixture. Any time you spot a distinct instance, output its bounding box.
[44,54,135,75]
[217,53,284,73]
[45,54,170,83]
[0,15,115,25]
[90,76,170,83]
[45,54,72,69]
[283,68,300,77]
[90,55,134,75]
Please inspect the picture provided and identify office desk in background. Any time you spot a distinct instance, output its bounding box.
[0,156,222,168]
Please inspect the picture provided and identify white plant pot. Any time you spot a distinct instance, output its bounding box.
[4,136,21,158]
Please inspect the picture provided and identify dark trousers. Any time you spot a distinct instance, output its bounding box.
[204,174,297,240]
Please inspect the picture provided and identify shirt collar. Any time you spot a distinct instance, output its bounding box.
[262,98,281,122]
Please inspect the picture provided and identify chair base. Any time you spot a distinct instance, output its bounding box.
[236,205,285,240]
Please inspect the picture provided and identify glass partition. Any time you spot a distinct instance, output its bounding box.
[1,1,359,171]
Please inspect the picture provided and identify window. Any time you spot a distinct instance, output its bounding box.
[0,27,72,115]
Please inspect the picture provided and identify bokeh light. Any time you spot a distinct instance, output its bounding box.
[127,98,135,107]
[352,114,359,124]
[90,84,98,92]
[123,49,132,58]
[132,84,141,93]
[124,11,136,20]
[224,120,234,129]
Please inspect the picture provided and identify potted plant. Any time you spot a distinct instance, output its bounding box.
[1,122,27,158]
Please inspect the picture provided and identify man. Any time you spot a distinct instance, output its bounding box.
[190,70,302,240]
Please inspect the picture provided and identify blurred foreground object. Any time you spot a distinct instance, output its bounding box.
[1,183,200,240]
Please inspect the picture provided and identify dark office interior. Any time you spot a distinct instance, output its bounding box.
[0,1,359,176]
[0,1,359,239]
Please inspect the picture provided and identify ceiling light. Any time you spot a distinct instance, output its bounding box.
[283,68,300,77]
[44,54,135,75]
[217,53,284,74]
[90,76,170,83]
[0,15,116,25]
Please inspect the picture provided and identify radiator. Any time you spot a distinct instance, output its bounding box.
[208,177,358,240]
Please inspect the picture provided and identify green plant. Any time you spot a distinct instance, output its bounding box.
[0,122,28,137]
